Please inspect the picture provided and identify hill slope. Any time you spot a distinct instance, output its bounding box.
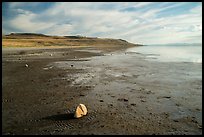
[2,33,142,52]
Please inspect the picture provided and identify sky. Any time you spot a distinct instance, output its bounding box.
[2,2,202,45]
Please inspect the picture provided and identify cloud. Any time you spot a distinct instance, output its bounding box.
[2,2,202,44]
[8,10,55,32]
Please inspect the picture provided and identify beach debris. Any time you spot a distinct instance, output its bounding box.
[25,64,29,67]
[70,64,74,67]
[50,54,53,56]
[74,104,88,118]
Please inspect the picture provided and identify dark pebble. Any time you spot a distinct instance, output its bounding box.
[130,103,136,106]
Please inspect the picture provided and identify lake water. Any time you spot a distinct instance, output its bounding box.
[126,44,202,63]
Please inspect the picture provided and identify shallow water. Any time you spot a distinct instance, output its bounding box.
[126,44,202,63]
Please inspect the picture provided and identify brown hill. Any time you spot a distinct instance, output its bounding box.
[2,33,142,52]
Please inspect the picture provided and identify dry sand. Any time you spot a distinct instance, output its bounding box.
[2,46,202,135]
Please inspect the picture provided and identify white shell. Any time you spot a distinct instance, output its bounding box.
[25,64,28,67]
[74,104,88,118]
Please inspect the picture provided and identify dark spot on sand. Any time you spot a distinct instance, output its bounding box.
[54,84,59,87]
[157,96,171,99]
[118,98,128,102]
[130,103,136,106]
[175,103,180,106]
[42,113,75,121]
[195,108,201,111]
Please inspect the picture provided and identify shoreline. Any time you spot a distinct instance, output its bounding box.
[2,46,202,135]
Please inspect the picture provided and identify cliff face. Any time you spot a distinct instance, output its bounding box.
[2,33,142,51]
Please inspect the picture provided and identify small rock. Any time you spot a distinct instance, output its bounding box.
[141,99,146,102]
[130,103,136,106]
[157,96,171,99]
[25,64,29,67]
[99,99,104,102]
[50,54,53,56]
[197,124,202,129]
[146,90,152,94]
[191,119,198,124]
[163,96,171,99]
[70,64,74,67]
[139,87,144,91]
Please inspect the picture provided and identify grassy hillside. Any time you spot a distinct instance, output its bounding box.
[2,33,142,51]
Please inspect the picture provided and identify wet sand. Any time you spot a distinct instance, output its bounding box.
[2,46,202,135]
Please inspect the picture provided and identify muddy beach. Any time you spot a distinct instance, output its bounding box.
[2,46,202,135]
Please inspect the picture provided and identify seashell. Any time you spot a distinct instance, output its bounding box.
[74,104,88,118]
[25,64,28,67]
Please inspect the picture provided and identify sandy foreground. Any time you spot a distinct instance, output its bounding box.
[2,46,202,135]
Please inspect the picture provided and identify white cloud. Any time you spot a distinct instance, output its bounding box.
[3,2,202,44]
[8,9,55,32]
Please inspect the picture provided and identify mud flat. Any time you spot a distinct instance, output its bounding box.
[2,46,202,135]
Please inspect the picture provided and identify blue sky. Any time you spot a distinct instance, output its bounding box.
[2,2,202,44]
